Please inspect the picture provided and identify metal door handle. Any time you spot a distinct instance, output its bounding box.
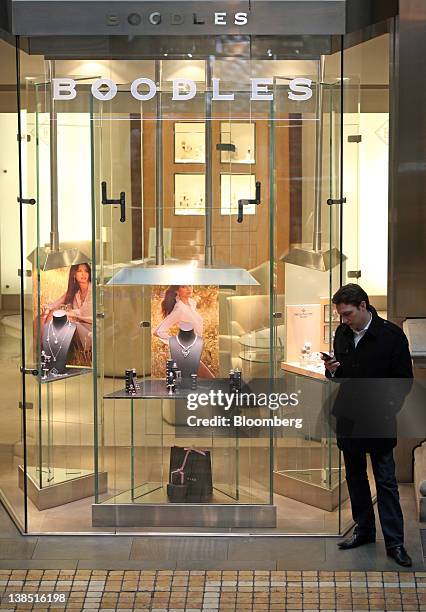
[237,181,261,223]
[17,196,36,205]
[101,181,126,223]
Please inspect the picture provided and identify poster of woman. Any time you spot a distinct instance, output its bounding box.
[151,285,219,379]
[35,263,93,368]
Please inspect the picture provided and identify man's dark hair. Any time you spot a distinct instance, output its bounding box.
[332,283,370,309]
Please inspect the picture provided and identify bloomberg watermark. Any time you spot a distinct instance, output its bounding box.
[185,389,303,430]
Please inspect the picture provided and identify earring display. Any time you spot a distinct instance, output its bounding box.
[41,351,52,380]
[174,122,205,163]
[174,174,205,215]
[229,368,242,393]
[220,174,256,216]
[125,369,141,395]
[165,360,182,394]
[220,122,255,164]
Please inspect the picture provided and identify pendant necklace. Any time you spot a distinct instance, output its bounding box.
[176,335,198,358]
[47,320,72,362]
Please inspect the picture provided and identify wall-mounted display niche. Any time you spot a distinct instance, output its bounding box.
[220,122,255,164]
[221,174,256,216]
[174,122,205,163]
[174,174,205,215]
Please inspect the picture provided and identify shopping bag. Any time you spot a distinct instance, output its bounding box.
[167,446,213,502]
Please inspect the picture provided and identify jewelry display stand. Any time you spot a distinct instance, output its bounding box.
[40,310,91,382]
[169,324,203,383]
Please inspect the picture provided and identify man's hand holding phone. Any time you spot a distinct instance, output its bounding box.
[320,351,340,374]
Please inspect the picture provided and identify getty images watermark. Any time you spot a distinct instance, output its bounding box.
[186,389,303,429]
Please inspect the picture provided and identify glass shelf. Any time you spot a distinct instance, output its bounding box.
[39,366,92,384]
[104,378,248,400]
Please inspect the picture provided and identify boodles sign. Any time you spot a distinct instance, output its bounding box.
[53,77,314,102]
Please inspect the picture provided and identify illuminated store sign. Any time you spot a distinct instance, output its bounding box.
[53,77,313,102]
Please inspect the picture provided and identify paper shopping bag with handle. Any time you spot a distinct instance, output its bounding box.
[167,446,213,502]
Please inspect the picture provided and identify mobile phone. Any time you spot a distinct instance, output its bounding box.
[320,351,334,361]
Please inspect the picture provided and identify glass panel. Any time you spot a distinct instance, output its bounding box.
[342,34,389,302]
[14,53,96,532]
[339,32,390,533]
[270,44,345,533]
[0,36,26,530]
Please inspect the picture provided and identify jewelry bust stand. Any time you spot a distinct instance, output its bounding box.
[41,310,76,375]
[169,323,203,384]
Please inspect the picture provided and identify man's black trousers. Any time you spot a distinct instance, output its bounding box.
[342,446,404,549]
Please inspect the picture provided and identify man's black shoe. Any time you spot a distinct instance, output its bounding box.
[386,545,412,567]
[338,533,376,549]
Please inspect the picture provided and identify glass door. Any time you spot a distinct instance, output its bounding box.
[271,46,346,532]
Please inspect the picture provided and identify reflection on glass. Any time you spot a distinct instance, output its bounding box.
[174,174,205,215]
[220,122,255,164]
[174,122,205,163]
[221,174,256,215]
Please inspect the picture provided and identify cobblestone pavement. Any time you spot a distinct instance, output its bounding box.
[0,569,425,611]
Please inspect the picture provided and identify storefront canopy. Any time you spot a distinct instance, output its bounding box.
[4,0,397,37]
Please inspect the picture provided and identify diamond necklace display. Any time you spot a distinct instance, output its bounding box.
[176,334,198,358]
[47,320,73,362]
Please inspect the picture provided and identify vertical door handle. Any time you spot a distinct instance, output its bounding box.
[237,181,261,223]
[101,181,126,223]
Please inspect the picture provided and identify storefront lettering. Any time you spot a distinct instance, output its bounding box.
[53,77,313,102]
[125,12,249,27]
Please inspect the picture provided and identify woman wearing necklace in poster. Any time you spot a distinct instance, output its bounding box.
[153,285,214,378]
[42,263,92,359]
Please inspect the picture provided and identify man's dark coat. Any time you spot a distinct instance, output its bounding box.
[326,307,413,452]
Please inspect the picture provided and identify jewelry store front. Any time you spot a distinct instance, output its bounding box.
[0,0,396,534]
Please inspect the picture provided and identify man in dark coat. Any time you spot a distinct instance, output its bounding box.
[322,284,413,567]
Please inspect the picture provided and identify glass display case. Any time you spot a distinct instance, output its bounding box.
[17,49,344,531]
[3,18,391,534]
